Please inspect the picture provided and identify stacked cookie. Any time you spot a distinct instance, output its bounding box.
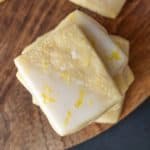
[14,10,134,136]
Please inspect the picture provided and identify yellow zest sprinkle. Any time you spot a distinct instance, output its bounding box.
[110,51,121,61]
[42,85,56,103]
[64,110,72,126]
[44,85,52,94]
[42,93,56,103]
[74,89,85,108]
[87,99,94,107]
[60,72,71,84]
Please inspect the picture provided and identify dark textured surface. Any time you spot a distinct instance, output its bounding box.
[72,99,150,150]
[0,0,150,149]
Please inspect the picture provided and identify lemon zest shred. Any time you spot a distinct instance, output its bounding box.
[74,89,85,108]
[64,110,72,126]
[42,85,56,103]
[110,51,121,61]
[42,93,56,103]
[44,85,52,93]
[60,72,71,84]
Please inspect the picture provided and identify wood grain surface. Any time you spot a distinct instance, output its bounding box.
[0,0,150,149]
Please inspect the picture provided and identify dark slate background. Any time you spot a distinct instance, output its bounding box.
[71,98,150,150]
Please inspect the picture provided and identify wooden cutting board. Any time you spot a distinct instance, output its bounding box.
[0,0,150,149]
